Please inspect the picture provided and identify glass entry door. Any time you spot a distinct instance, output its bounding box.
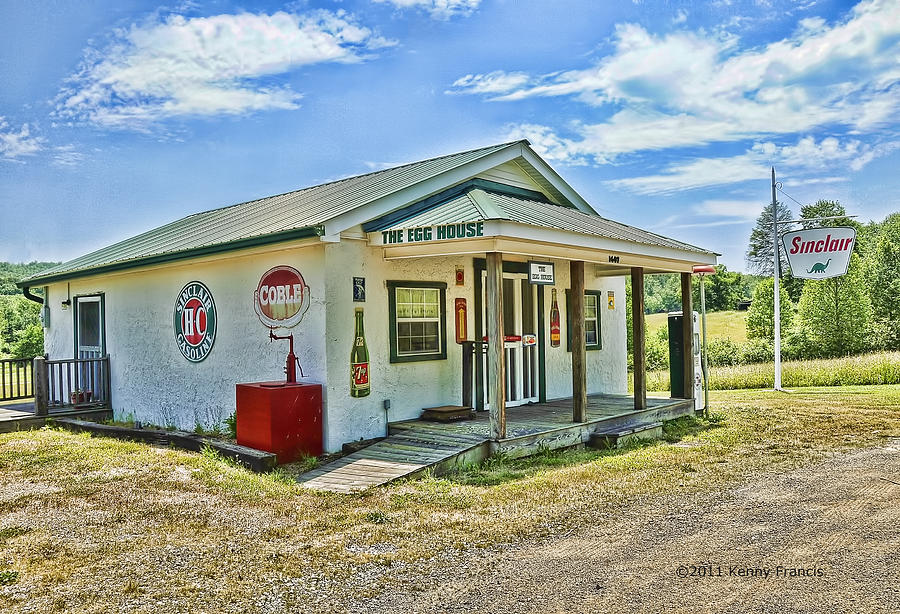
[482,273,539,408]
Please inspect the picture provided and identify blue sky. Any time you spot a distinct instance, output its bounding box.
[1,0,898,271]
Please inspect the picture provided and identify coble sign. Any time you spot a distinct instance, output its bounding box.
[254,266,311,328]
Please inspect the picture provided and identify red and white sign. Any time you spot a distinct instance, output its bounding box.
[253,266,311,328]
[781,227,856,280]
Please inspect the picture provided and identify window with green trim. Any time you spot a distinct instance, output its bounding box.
[387,281,447,363]
[566,289,603,351]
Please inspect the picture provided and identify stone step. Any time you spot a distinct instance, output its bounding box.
[587,421,664,450]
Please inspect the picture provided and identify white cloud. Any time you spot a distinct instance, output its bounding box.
[673,9,688,24]
[452,0,900,161]
[0,118,44,161]
[449,71,531,95]
[693,199,766,220]
[55,10,393,129]
[51,145,85,167]
[604,135,894,194]
[372,0,481,19]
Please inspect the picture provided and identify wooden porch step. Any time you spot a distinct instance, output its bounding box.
[420,405,475,423]
[587,421,664,450]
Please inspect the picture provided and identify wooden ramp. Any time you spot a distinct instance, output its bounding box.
[297,428,489,493]
[298,394,694,493]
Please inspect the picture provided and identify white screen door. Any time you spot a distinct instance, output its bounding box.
[76,296,104,359]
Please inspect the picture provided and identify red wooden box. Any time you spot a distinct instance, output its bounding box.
[235,381,323,463]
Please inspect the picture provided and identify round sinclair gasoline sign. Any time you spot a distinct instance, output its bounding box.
[173,281,217,362]
[253,265,310,328]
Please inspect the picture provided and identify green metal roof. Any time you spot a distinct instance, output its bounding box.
[20,141,528,287]
[384,187,715,255]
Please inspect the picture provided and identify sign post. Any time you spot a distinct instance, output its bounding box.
[768,168,856,392]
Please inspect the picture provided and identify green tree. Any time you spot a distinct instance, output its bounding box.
[746,200,794,275]
[692,265,744,311]
[795,253,872,356]
[865,214,900,349]
[0,296,41,356]
[11,324,43,358]
[746,278,793,339]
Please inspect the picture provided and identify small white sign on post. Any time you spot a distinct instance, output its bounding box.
[528,261,555,285]
[781,227,856,280]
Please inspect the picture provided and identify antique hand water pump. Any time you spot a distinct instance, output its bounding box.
[269,329,299,383]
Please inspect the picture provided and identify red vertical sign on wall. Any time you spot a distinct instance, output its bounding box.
[455,298,467,344]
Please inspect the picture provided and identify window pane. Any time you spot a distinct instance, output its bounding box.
[397,303,412,318]
[424,303,439,318]
[424,335,439,351]
[424,288,439,303]
[411,321,424,337]
[398,337,412,353]
[412,289,425,303]
[78,301,101,347]
[411,303,424,318]
[586,329,598,345]
[424,321,438,336]
[396,288,411,303]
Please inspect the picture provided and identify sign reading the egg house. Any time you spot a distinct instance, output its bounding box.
[253,266,311,328]
[781,227,856,280]
[174,281,217,362]
[379,221,485,244]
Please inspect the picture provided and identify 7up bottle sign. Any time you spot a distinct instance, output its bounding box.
[350,307,370,397]
[174,281,217,362]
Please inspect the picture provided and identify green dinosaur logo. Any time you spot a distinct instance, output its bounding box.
[807,258,831,274]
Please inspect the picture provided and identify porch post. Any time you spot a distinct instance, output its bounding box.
[631,268,647,410]
[33,356,49,416]
[485,252,506,439]
[680,272,694,400]
[570,260,587,422]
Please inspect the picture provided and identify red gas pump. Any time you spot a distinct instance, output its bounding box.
[268,328,300,383]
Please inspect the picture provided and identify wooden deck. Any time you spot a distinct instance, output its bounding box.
[298,394,694,493]
[0,400,112,433]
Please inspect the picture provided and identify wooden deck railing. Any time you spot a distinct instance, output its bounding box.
[0,357,35,401]
[33,355,111,416]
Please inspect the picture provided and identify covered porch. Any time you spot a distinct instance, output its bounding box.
[298,393,694,492]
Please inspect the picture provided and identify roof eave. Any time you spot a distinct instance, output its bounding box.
[18,226,320,288]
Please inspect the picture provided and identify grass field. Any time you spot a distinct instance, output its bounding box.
[642,351,900,391]
[1,385,898,611]
[645,309,748,343]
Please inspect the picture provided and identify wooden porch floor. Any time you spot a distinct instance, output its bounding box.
[298,394,694,493]
[0,400,113,433]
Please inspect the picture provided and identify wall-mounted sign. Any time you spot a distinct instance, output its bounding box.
[522,334,537,347]
[782,227,856,280]
[528,261,555,285]
[381,221,485,245]
[350,307,370,397]
[353,277,366,302]
[455,266,465,286]
[550,288,560,347]
[607,290,615,310]
[254,266,311,328]
[455,298,467,344]
[174,281,217,362]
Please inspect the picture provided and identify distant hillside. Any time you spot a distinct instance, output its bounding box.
[0,262,60,295]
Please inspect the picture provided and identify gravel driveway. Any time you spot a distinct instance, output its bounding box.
[356,442,900,614]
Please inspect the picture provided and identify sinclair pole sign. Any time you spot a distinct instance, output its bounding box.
[781,227,856,279]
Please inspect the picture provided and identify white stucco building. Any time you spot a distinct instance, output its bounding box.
[20,141,716,453]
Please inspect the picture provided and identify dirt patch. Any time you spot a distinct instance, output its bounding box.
[358,442,900,614]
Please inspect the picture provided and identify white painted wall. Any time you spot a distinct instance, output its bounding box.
[320,243,628,451]
[43,242,327,431]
